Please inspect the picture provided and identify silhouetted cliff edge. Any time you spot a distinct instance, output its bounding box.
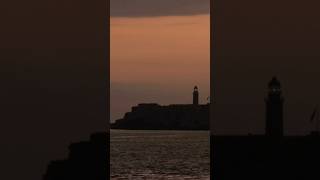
[111,86,209,130]
[111,103,209,130]
[43,132,108,180]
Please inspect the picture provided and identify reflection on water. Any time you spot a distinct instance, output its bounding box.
[110,130,210,180]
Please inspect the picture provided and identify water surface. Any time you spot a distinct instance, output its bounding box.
[110,130,210,179]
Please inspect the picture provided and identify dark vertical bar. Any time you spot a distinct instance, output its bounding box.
[211,1,320,179]
[210,0,215,177]
[106,0,111,178]
[0,0,109,179]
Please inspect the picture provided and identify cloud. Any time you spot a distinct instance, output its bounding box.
[110,0,210,17]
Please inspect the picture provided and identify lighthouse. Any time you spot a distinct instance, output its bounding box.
[193,86,199,105]
[265,77,284,137]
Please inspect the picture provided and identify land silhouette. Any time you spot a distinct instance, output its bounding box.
[111,86,209,130]
[43,132,108,180]
[212,77,320,179]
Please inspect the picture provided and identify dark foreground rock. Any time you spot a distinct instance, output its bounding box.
[43,132,108,180]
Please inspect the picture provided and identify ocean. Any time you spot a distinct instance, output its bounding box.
[110,130,210,180]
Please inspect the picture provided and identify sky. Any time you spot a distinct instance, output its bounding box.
[110,0,210,121]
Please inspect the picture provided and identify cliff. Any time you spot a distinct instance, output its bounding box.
[111,103,209,130]
[43,132,108,180]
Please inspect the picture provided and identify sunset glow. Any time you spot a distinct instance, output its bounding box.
[111,15,210,121]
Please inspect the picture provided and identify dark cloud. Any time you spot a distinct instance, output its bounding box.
[111,0,210,17]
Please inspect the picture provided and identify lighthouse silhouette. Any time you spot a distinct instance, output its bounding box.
[193,86,199,105]
[265,77,284,137]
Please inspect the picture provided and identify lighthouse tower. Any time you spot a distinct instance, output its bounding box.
[193,86,199,105]
[265,77,284,137]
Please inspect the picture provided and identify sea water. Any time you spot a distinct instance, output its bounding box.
[110,130,210,180]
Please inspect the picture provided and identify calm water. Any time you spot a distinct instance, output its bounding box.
[110,130,210,180]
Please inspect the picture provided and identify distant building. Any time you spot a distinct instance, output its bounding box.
[111,86,209,130]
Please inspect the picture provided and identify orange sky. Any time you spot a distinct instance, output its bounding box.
[111,15,210,121]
